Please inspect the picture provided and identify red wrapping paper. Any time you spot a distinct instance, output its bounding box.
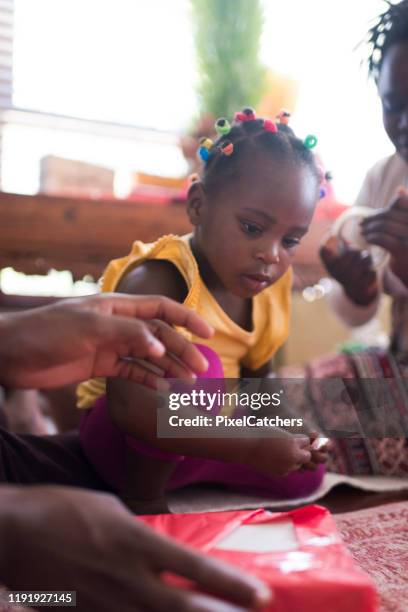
[141,505,378,611]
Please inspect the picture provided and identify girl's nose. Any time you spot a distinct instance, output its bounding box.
[256,243,280,264]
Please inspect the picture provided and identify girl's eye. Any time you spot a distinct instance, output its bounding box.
[282,236,300,249]
[240,221,263,237]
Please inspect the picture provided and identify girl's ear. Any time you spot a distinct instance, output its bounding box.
[186,181,207,226]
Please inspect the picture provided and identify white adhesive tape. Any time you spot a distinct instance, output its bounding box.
[331,205,389,269]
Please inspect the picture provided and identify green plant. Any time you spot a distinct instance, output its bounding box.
[190,0,267,120]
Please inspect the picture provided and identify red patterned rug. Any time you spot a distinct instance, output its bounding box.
[336,502,408,611]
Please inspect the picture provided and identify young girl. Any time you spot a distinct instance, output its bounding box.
[78,109,329,511]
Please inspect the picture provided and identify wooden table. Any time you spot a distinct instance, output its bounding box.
[0,191,330,287]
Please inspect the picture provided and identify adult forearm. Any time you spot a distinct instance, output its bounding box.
[326,281,380,327]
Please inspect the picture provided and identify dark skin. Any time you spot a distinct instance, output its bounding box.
[0,486,272,612]
[107,152,328,510]
[321,41,408,298]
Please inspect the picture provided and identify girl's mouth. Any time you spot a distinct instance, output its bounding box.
[240,274,272,293]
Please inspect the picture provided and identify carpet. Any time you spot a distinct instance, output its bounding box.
[336,501,408,612]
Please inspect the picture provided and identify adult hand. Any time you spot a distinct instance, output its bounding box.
[0,294,213,389]
[0,486,272,612]
[361,188,408,287]
[320,236,379,306]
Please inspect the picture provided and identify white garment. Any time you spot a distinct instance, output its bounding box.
[327,152,408,352]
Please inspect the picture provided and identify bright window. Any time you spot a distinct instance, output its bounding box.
[5,0,394,202]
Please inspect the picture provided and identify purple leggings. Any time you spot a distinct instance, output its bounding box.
[80,346,324,499]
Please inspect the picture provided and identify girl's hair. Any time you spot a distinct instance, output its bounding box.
[367,0,408,81]
[200,117,320,197]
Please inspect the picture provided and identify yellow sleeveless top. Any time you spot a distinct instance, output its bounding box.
[77,234,292,409]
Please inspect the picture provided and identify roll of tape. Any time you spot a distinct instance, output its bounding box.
[331,205,389,269]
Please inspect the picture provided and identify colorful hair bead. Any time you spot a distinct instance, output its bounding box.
[220,141,234,156]
[325,171,333,181]
[303,134,318,149]
[215,117,231,136]
[276,109,291,125]
[234,107,256,122]
[319,186,327,199]
[198,147,210,162]
[199,137,214,150]
[263,118,278,133]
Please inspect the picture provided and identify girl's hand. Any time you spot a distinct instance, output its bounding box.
[320,236,379,305]
[361,188,408,287]
[249,431,312,477]
[302,434,332,471]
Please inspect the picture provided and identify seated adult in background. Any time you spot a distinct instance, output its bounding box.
[0,292,271,612]
[319,0,408,477]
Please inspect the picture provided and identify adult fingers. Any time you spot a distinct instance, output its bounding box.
[147,351,198,381]
[320,248,373,280]
[362,208,408,227]
[141,578,251,612]
[362,219,408,240]
[100,316,166,360]
[145,535,272,609]
[97,294,214,339]
[148,319,209,374]
[363,231,408,253]
[100,316,207,375]
[111,357,165,390]
[391,189,408,211]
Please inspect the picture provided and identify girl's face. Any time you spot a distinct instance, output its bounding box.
[378,41,408,163]
[188,152,318,299]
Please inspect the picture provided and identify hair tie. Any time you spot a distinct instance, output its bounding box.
[263,118,278,133]
[197,137,215,162]
[200,137,214,150]
[215,117,231,136]
[234,107,256,122]
[276,109,291,125]
[220,141,234,156]
[303,134,318,149]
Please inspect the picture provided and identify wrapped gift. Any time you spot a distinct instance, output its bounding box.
[141,505,377,611]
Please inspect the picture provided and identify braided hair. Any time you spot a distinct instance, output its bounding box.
[367,0,408,82]
[199,114,320,198]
